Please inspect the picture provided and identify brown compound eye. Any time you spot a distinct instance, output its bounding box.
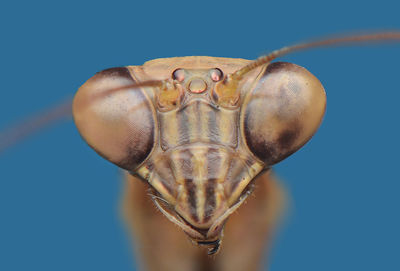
[210,68,223,82]
[242,62,326,166]
[172,68,185,82]
[73,67,156,171]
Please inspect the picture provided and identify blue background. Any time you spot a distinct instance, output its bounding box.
[1,1,399,270]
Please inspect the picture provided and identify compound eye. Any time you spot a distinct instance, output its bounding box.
[210,68,223,82]
[73,67,156,171]
[242,62,326,166]
[172,68,185,82]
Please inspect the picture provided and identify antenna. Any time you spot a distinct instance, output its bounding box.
[233,32,400,80]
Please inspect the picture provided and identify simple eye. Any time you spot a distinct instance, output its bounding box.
[172,68,185,82]
[210,68,223,82]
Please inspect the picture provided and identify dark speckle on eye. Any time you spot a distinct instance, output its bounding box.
[263,62,292,75]
[277,124,300,150]
[97,67,132,80]
[244,115,303,165]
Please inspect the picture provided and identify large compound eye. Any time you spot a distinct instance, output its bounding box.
[242,62,326,166]
[210,68,223,82]
[172,68,185,82]
[73,67,156,170]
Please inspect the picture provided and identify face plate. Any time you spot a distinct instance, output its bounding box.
[130,58,266,242]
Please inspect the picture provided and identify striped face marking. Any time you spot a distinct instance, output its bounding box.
[137,67,264,247]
